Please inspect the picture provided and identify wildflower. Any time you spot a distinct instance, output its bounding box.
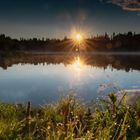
[57,123,63,126]
[72,134,74,137]
[47,125,51,130]
[127,125,130,128]
[75,115,78,119]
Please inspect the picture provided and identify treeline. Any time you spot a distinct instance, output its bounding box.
[0,32,140,52]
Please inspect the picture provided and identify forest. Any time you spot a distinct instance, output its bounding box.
[0,32,140,52]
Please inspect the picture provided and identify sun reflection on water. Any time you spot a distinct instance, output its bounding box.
[72,56,84,74]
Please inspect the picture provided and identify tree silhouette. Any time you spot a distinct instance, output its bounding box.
[0,32,140,52]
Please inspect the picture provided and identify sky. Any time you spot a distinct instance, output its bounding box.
[0,0,140,39]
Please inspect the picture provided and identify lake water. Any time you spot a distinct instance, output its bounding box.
[0,53,140,105]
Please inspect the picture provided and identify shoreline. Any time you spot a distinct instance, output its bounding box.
[1,51,140,55]
[19,51,140,55]
[0,93,139,139]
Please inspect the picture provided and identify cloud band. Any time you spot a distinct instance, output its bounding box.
[106,0,140,11]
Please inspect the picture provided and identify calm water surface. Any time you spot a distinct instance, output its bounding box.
[0,54,140,105]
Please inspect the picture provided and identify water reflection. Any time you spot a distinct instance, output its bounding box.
[0,53,140,105]
[0,53,140,72]
[72,56,83,73]
[70,56,86,83]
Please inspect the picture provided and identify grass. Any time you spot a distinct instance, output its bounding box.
[0,93,140,140]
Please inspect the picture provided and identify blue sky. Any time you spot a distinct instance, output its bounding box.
[0,0,140,38]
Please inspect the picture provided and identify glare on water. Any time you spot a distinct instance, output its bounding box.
[72,57,83,71]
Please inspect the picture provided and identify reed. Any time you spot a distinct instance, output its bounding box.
[0,93,139,140]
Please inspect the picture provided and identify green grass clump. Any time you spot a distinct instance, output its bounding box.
[0,93,139,140]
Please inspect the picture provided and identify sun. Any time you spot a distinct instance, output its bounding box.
[75,33,82,43]
[70,28,88,51]
[71,31,84,44]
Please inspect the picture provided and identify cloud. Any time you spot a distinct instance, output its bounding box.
[106,0,140,11]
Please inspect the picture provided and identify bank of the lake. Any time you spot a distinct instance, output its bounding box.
[0,93,140,139]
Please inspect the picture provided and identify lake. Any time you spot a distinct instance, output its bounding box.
[0,53,140,106]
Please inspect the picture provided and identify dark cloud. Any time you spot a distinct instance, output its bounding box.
[107,0,140,11]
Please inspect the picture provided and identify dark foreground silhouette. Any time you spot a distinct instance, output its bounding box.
[0,32,140,52]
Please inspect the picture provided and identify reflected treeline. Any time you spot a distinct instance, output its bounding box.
[0,52,140,72]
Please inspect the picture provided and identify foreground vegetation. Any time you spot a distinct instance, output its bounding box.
[0,93,140,140]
